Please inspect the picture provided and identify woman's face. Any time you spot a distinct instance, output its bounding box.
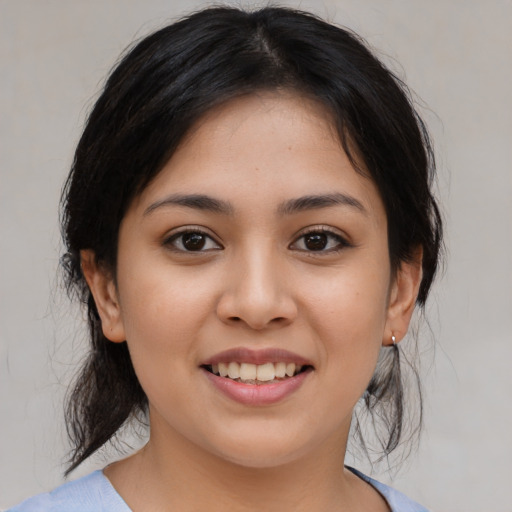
[86,92,419,468]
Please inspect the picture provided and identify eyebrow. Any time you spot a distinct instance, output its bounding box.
[144,192,366,217]
[277,193,366,216]
[144,194,234,216]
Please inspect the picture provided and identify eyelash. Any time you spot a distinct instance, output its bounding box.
[163,226,351,254]
[163,227,222,253]
[290,226,351,254]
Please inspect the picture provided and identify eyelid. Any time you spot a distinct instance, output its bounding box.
[163,225,223,251]
[289,225,352,252]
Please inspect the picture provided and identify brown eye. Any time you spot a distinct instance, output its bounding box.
[165,230,222,252]
[290,228,349,253]
[304,233,328,251]
[182,233,206,251]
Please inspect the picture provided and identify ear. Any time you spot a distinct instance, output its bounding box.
[383,247,423,346]
[80,249,126,343]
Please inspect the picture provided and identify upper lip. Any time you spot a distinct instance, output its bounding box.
[201,347,313,367]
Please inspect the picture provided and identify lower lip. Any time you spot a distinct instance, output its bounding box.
[202,368,312,406]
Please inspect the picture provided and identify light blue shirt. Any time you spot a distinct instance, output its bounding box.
[7,468,428,511]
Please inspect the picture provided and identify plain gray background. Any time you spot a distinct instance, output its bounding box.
[1,1,511,510]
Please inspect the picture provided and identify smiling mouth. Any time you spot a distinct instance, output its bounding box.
[202,362,312,385]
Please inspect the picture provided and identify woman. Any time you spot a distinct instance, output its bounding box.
[9,5,442,511]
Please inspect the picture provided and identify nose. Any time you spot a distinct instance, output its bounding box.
[216,248,298,330]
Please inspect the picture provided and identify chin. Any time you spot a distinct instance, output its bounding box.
[220,447,304,470]
[206,429,317,469]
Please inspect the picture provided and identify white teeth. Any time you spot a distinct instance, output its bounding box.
[275,362,286,378]
[210,361,306,381]
[285,363,296,377]
[218,362,229,377]
[228,362,240,379]
[256,362,275,381]
[239,363,257,380]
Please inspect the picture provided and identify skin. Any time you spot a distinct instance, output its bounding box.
[82,92,422,512]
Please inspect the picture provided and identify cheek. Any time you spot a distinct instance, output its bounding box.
[114,258,220,394]
[114,269,211,422]
[305,262,390,332]
[303,264,390,386]
[118,258,213,339]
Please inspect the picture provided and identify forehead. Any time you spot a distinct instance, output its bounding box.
[131,92,384,221]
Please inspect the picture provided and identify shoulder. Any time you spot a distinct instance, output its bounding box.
[6,471,131,512]
[347,467,429,512]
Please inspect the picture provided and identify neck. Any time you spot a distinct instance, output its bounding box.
[104,413,387,512]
